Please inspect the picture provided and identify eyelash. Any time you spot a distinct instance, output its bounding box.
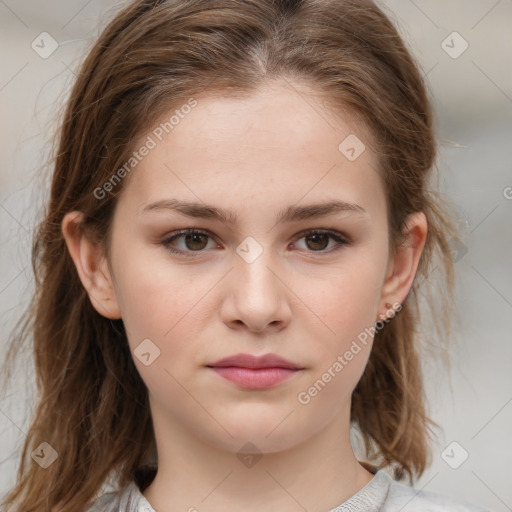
[160,228,351,257]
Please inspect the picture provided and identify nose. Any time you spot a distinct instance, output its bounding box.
[220,246,292,334]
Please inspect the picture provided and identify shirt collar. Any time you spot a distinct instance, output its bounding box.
[119,469,392,512]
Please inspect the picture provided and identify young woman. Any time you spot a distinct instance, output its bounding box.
[1,0,491,510]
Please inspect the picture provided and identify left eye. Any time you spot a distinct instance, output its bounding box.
[160,229,350,256]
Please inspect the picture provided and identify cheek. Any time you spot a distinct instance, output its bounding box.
[294,272,381,415]
[114,263,203,403]
[294,249,387,399]
[112,247,195,353]
[301,259,384,344]
[112,247,221,390]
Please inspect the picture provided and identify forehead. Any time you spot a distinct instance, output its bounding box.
[116,79,384,221]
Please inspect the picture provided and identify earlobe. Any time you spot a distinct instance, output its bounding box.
[380,211,427,309]
[61,211,122,320]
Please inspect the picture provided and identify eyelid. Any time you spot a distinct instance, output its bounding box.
[293,228,350,243]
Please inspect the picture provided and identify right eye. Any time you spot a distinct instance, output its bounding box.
[160,229,220,256]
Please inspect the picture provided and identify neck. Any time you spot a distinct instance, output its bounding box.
[142,398,375,512]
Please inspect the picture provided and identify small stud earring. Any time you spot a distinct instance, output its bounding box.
[377,302,394,322]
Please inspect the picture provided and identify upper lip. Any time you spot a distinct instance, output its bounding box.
[207,353,302,370]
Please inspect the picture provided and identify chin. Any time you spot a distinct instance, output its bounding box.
[197,419,310,456]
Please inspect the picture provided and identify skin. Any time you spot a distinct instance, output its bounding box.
[62,79,427,512]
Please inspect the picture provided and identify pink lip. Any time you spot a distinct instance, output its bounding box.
[208,353,301,369]
[206,353,303,389]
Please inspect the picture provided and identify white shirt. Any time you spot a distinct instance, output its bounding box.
[84,469,492,511]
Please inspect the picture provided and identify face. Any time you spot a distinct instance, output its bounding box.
[95,79,400,454]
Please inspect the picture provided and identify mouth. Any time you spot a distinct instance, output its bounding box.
[206,353,304,389]
[207,352,302,370]
[206,366,301,389]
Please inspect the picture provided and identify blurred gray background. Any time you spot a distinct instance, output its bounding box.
[1,0,511,509]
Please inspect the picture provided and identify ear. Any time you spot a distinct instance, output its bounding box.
[61,211,122,320]
[379,211,427,311]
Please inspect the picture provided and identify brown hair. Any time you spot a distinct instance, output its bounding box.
[1,0,459,510]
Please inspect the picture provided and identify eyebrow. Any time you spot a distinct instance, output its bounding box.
[140,198,368,224]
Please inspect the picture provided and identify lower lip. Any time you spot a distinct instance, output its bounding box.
[208,366,299,389]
